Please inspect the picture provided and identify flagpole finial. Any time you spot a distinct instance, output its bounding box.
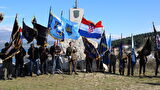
[61,10,63,17]
[74,0,78,8]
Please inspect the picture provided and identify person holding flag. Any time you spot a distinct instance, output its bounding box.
[153,22,160,76]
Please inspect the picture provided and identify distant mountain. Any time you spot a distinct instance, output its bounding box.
[0,30,11,42]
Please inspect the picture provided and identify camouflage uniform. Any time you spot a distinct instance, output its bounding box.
[66,46,78,74]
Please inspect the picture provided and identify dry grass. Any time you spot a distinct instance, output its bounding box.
[0,71,160,90]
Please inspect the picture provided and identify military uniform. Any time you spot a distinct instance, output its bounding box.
[119,51,128,75]
[39,46,49,74]
[154,51,160,76]
[66,46,78,74]
[109,52,117,74]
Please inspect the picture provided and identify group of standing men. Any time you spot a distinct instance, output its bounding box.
[0,41,160,80]
[0,41,78,80]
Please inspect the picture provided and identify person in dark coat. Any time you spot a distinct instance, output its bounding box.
[137,51,147,76]
[66,41,78,75]
[109,50,117,74]
[119,49,128,75]
[28,44,40,76]
[15,46,26,77]
[154,51,160,76]
[50,41,62,74]
[1,42,13,80]
[39,46,49,74]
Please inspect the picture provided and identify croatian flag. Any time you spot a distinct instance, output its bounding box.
[79,17,104,39]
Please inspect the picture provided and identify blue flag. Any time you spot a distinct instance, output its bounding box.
[61,17,80,40]
[108,34,112,52]
[98,31,109,65]
[48,8,64,41]
[131,34,136,65]
[98,31,107,55]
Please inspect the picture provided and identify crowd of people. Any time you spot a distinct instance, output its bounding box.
[0,41,160,80]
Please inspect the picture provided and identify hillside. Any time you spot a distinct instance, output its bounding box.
[112,32,159,50]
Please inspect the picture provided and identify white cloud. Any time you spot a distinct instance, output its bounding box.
[0,26,12,31]
[0,6,7,9]
[106,34,122,40]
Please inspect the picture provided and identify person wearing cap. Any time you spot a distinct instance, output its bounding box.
[39,46,49,74]
[66,41,78,75]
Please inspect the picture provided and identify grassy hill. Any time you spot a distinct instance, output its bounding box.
[112,32,159,50]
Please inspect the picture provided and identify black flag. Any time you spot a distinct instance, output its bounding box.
[141,38,152,56]
[22,21,37,44]
[32,17,48,46]
[4,15,22,60]
[82,37,99,59]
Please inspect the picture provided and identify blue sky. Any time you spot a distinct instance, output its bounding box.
[0,0,160,39]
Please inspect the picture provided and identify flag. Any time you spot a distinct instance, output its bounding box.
[141,38,152,56]
[131,34,136,64]
[22,21,37,43]
[108,34,112,52]
[79,17,104,39]
[153,22,160,51]
[82,37,99,59]
[32,21,48,46]
[48,8,64,41]
[119,34,123,67]
[61,17,80,40]
[98,31,108,55]
[5,15,21,60]
[98,31,110,65]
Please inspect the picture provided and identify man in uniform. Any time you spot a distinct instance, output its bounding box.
[109,49,117,74]
[15,46,26,77]
[119,49,128,75]
[28,44,40,76]
[66,41,78,75]
[39,46,49,74]
[1,42,13,80]
[50,41,62,74]
[154,51,160,76]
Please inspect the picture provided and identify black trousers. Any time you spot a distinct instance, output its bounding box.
[155,61,160,76]
[109,63,116,74]
[86,58,93,73]
[127,63,135,76]
[139,63,146,75]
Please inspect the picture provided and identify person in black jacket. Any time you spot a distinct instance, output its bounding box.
[137,51,147,76]
[39,46,49,74]
[50,41,62,74]
[1,42,13,80]
[154,51,160,76]
[15,46,26,77]
[28,44,40,76]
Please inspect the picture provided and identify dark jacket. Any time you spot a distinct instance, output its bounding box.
[66,46,77,60]
[1,47,12,62]
[50,45,61,56]
[15,46,26,64]
[28,47,39,61]
[39,47,48,63]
